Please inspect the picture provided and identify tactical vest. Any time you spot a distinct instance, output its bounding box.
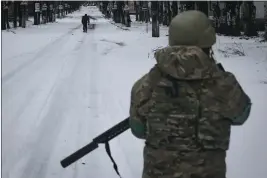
[141,66,232,152]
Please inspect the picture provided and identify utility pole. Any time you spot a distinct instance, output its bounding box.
[151,1,159,37]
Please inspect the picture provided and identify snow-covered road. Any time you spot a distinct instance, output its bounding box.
[2,7,137,178]
[2,6,267,178]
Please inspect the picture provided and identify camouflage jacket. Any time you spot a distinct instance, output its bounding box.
[129,46,251,151]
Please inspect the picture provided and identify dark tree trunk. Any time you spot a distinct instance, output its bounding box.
[20,2,27,28]
[241,1,258,36]
[196,1,209,16]
[213,2,221,33]
[144,1,149,23]
[138,1,142,21]
[134,1,138,21]
[47,1,52,22]
[34,1,41,25]
[117,1,123,24]
[102,1,108,17]
[1,6,5,30]
[158,1,163,24]
[2,2,8,30]
[14,2,19,28]
[163,2,168,26]
[167,2,172,26]
[228,1,241,36]
[19,1,23,27]
[172,1,178,17]
[151,1,159,37]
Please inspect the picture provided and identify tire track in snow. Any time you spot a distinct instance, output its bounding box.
[2,24,85,135]
[97,54,144,178]
[2,29,84,139]
[17,31,89,178]
[66,27,123,178]
[54,31,115,178]
[2,24,82,84]
[2,26,86,178]
[34,33,94,178]
[93,55,136,178]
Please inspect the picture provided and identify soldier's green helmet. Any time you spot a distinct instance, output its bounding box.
[169,10,216,48]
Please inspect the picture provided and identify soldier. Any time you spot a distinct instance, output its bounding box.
[81,14,96,32]
[129,10,251,178]
[82,14,89,32]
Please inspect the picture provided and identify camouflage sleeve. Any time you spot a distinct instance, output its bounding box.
[129,66,162,139]
[129,74,149,139]
[129,97,146,139]
[231,102,251,125]
[222,73,252,125]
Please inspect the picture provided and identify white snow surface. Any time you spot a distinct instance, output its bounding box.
[2,6,267,178]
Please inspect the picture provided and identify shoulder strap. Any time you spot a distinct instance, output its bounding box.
[104,142,122,178]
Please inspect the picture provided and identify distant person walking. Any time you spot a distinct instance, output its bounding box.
[81,14,96,33]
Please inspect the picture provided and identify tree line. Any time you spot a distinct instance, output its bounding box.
[1,1,84,30]
[98,1,267,40]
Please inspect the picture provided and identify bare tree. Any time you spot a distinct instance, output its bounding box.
[212,2,221,33]
[171,1,178,17]
[158,1,163,24]
[240,1,258,37]
[151,1,159,37]
[13,1,19,28]
[222,2,241,36]
[195,1,208,16]
[167,2,172,26]
[2,1,10,30]
[117,1,124,24]
[162,1,172,26]
[134,1,139,21]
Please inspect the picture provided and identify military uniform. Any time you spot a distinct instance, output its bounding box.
[129,10,251,178]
